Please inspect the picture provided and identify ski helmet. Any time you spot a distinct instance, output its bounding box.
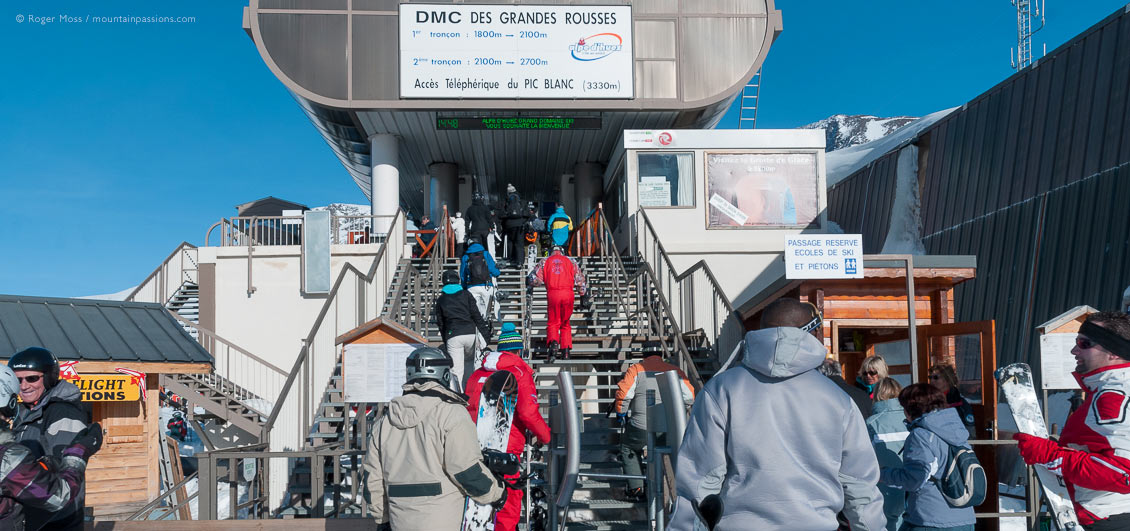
[0,365,18,418]
[8,347,60,389]
[442,269,461,286]
[405,347,454,388]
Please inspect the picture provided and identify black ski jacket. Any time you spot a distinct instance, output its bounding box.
[465,200,493,237]
[501,193,528,229]
[435,285,489,342]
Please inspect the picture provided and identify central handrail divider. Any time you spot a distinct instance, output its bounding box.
[575,205,707,391]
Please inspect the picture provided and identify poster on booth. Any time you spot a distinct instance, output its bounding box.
[343,343,423,403]
[400,4,633,99]
[784,235,864,279]
[706,153,820,228]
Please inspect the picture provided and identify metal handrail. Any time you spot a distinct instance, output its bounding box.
[125,242,198,305]
[261,209,406,441]
[637,209,742,369]
[126,471,200,520]
[167,312,287,376]
[582,205,706,390]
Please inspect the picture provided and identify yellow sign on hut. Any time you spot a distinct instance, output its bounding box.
[75,374,142,402]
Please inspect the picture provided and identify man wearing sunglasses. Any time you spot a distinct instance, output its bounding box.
[1014,312,1130,531]
[7,346,91,531]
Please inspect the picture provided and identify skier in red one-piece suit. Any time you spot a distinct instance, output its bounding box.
[527,246,587,362]
[465,332,550,531]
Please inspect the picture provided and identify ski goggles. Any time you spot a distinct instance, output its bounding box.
[799,301,823,334]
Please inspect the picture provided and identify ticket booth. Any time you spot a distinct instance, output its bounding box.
[0,295,213,520]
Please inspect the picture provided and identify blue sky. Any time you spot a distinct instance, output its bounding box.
[1,0,1126,297]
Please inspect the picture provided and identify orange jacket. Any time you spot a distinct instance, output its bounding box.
[614,356,695,427]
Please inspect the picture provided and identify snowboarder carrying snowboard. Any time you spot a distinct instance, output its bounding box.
[1013,311,1130,530]
[527,246,587,362]
[364,347,506,531]
[465,337,550,531]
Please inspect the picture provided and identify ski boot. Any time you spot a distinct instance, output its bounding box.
[547,341,560,364]
[562,347,571,360]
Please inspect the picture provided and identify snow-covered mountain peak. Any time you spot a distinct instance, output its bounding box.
[801,114,919,152]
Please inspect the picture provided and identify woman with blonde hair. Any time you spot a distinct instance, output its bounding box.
[855,355,889,399]
[866,378,907,531]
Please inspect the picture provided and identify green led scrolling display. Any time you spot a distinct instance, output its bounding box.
[436,116,602,130]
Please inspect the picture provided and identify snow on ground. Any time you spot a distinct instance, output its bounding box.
[242,398,275,419]
[826,108,957,187]
[998,483,1030,531]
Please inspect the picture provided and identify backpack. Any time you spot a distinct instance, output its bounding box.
[467,252,491,285]
[934,442,987,508]
[506,195,524,219]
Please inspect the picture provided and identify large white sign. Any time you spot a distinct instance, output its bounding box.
[343,343,422,403]
[784,235,864,279]
[1039,333,1081,390]
[400,4,633,99]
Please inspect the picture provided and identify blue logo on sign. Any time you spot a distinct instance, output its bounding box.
[845,258,858,275]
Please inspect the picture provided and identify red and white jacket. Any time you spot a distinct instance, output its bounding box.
[1057,363,1130,523]
[466,352,551,455]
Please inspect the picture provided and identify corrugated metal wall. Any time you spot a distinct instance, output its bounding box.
[827,5,1130,385]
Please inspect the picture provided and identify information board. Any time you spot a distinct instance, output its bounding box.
[639,176,672,207]
[1039,333,1081,390]
[400,4,633,99]
[784,235,864,279]
[343,343,422,403]
[436,116,602,130]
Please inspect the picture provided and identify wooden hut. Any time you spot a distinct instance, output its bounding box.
[0,295,212,520]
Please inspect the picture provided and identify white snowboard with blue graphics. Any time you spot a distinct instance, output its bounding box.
[462,370,518,531]
[996,363,1079,530]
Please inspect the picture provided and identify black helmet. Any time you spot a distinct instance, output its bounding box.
[442,269,461,286]
[405,347,454,389]
[8,347,60,389]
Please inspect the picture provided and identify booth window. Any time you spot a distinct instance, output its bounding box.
[637,152,694,207]
[705,152,819,228]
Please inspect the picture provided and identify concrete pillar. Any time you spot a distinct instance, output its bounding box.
[370,134,399,234]
[429,162,459,219]
[573,162,603,220]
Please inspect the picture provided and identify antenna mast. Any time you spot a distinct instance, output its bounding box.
[1011,0,1046,71]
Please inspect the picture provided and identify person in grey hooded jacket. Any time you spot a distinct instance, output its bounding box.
[879,383,975,531]
[671,298,886,531]
[866,378,908,531]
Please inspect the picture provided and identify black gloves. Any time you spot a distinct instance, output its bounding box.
[580,293,592,309]
[62,423,104,461]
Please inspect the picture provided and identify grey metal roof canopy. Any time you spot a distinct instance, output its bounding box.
[0,294,213,364]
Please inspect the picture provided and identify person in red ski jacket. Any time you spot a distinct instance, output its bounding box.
[466,340,551,531]
[528,246,587,362]
[1015,312,1130,530]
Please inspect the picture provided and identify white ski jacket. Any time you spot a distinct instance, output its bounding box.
[364,381,504,530]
